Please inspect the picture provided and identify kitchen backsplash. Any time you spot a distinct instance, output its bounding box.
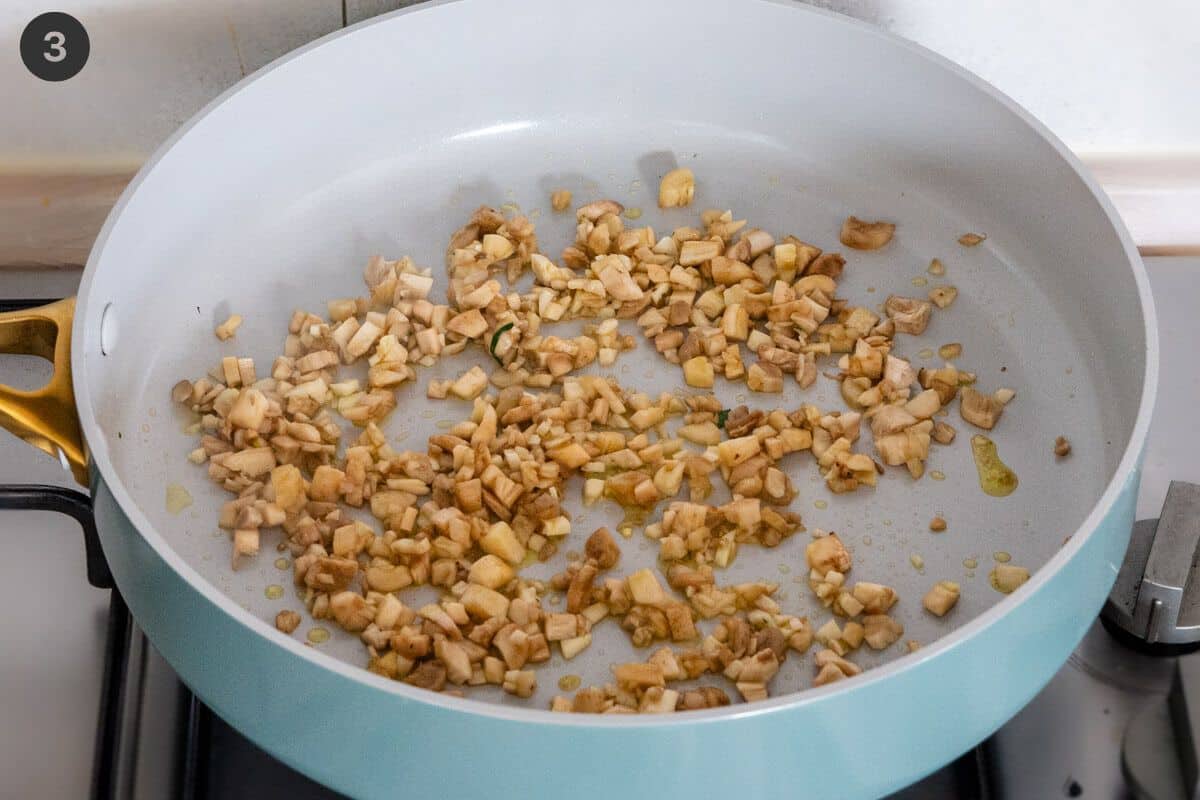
[6,0,1197,161]
[3,0,1197,264]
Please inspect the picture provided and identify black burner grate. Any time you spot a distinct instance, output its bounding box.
[179,695,348,800]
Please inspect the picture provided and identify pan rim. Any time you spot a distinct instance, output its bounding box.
[72,0,1160,728]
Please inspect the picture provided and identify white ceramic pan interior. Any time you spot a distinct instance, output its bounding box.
[75,0,1152,712]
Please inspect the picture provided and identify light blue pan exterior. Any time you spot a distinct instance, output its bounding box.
[93,464,1140,799]
[70,1,1158,797]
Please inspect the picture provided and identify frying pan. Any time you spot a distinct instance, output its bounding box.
[0,0,1156,797]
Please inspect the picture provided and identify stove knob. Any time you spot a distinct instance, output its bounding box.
[1102,481,1200,655]
[1123,655,1200,800]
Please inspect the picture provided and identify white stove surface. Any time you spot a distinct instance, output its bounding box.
[1,259,1196,799]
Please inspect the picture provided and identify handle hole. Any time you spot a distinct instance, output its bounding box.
[0,317,57,362]
[0,316,57,392]
[99,301,116,356]
[0,353,54,392]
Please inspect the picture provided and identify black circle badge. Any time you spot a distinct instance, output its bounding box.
[21,12,89,82]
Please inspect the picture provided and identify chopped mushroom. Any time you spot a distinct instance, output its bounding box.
[884,296,933,335]
[746,362,783,393]
[449,366,489,399]
[682,356,715,388]
[502,669,537,698]
[990,564,1030,594]
[938,343,962,360]
[928,286,958,309]
[172,380,194,404]
[550,189,572,212]
[812,649,861,686]
[677,686,731,710]
[959,386,1014,430]
[806,533,851,574]
[862,615,904,650]
[585,527,621,570]
[923,581,961,616]
[851,582,897,614]
[679,239,721,265]
[215,314,243,341]
[275,610,301,634]
[931,421,957,445]
[839,216,895,250]
[658,168,696,208]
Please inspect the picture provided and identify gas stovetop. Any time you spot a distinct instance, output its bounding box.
[3,259,1198,800]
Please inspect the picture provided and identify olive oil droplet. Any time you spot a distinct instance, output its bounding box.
[165,484,193,514]
[970,435,1018,497]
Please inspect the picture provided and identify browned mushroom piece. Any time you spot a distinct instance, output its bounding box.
[274,610,302,634]
[883,295,933,335]
[839,216,896,250]
[585,527,621,570]
[550,189,572,212]
[960,386,1014,430]
[922,581,961,616]
[658,168,696,208]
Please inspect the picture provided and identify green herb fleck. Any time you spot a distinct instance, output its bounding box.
[717,409,730,429]
[489,322,515,364]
